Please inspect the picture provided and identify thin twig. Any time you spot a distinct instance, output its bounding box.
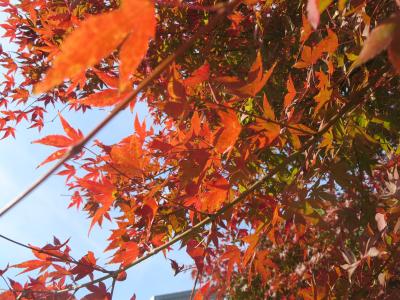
[156,0,229,12]
[1,275,11,292]
[110,272,118,299]
[190,270,200,300]
[0,287,71,295]
[211,100,314,135]
[0,88,360,295]
[51,89,368,294]
[0,233,112,274]
[83,146,134,181]
[84,147,211,216]
[159,194,212,217]
[0,0,243,218]
[207,83,313,135]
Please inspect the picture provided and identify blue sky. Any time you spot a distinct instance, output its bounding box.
[0,106,195,299]
[0,10,194,300]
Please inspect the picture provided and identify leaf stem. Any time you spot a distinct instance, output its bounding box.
[0,0,243,218]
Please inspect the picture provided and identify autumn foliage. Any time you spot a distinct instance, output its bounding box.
[1,0,400,299]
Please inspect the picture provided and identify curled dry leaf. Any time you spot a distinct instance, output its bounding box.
[350,16,399,72]
[375,213,387,232]
[307,0,320,30]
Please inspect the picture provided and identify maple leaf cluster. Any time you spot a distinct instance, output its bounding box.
[1,0,400,299]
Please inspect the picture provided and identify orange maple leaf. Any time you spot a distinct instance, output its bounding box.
[75,89,131,107]
[110,242,139,267]
[216,52,276,97]
[79,178,116,233]
[250,95,280,148]
[214,110,241,154]
[34,0,156,94]
[32,114,83,167]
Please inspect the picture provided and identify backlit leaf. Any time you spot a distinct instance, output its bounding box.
[214,110,241,154]
[34,0,155,93]
[77,89,131,107]
[307,0,320,30]
[284,75,296,110]
[350,18,398,72]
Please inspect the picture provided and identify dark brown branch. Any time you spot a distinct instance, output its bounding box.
[51,87,368,294]
[0,0,243,218]
[109,270,119,299]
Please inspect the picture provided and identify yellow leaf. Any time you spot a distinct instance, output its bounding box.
[304,201,314,215]
[345,52,358,61]
[319,0,333,12]
[314,87,332,114]
[338,0,348,11]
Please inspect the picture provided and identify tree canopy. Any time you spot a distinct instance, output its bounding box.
[1,0,400,298]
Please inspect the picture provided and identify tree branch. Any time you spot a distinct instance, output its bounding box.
[190,270,200,300]
[0,233,112,274]
[51,87,368,294]
[0,0,243,218]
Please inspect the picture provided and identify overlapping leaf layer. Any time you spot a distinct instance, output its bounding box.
[1,0,400,299]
